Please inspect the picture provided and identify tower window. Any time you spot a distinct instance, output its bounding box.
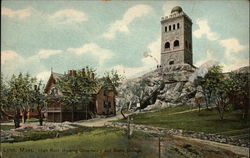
[177,23,180,29]
[169,61,174,65]
[165,42,170,49]
[173,24,176,30]
[165,26,167,32]
[185,41,188,48]
[169,25,171,31]
[174,40,179,47]
[189,43,192,50]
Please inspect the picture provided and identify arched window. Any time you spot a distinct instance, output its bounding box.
[169,61,174,65]
[165,42,170,49]
[51,87,58,95]
[165,26,167,32]
[174,40,179,47]
[169,25,171,31]
[189,43,192,50]
[177,23,180,29]
[173,24,176,30]
[185,41,188,48]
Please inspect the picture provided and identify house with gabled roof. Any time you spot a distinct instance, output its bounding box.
[44,69,117,122]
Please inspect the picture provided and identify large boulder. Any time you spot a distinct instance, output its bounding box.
[117,64,199,111]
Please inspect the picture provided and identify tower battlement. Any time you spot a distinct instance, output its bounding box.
[161,12,192,23]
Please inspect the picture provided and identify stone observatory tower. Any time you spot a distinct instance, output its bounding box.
[160,6,193,67]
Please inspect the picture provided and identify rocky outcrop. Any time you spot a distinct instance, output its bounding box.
[0,122,76,143]
[117,64,198,110]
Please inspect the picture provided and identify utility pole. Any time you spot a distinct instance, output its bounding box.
[158,136,161,158]
[127,115,130,139]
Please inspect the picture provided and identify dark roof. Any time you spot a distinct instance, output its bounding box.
[96,77,117,95]
[52,72,64,82]
[45,72,117,95]
[171,6,183,14]
[44,72,63,93]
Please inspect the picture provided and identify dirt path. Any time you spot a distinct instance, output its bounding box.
[71,113,125,127]
[69,114,249,157]
[0,114,126,127]
[174,135,249,157]
[161,106,216,116]
[167,108,200,115]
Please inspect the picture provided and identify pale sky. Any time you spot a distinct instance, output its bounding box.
[1,0,249,81]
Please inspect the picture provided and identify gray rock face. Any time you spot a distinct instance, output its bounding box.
[117,64,199,111]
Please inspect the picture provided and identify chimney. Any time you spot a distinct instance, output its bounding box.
[91,72,95,79]
[82,68,85,76]
[72,70,77,76]
[68,70,73,76]
[86,67,90,77]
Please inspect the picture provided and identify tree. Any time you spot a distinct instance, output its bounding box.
[32,81,47,126]
[104,69,125,87]
[2,73,35,128]
[0,75,12,120]
[207,65,231,120]
[195,66,222,110]
[57,67,99,121]
[196,65,229,120]
[227,72,249,119]
[130,78,150,111]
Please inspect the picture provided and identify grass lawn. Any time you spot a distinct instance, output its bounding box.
[119,105,249,138]
[1,125,15,131]
[1,127,242,158]
[1,127,156,158]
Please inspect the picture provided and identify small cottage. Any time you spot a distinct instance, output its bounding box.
[44,69,117,122]
[95,78,117,116]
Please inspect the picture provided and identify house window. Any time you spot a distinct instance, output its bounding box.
[173,24,176,30]
[174,40,179,47]
[165,42,170,49]
[169,61,174,65]
[189,43,192,50]
[51,87,58,95]
[177,23,180,29]
[103,101,111,109]
[165,26,167,32]
[169,25,171,31]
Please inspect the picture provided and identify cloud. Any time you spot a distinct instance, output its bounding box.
[144,36,161,66]
[102,4,152,39]
[1,49,61,78]
[37,49,62,59]
[27,49,62,62]
[222,57,248,72]
[193,19,219,41]
[67,43,114,65]
[112,64,151,79]
[2,7,33,19]
[49,9,88,24]
[1,50,29,77]
[162,1,179,16]
[36,71,51,82]
[219,38,247,57]
[194,49,217,67]
[219,38,248,72]
[194,38,248,72]
[111,36,160,79]
[1,50,23,64]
